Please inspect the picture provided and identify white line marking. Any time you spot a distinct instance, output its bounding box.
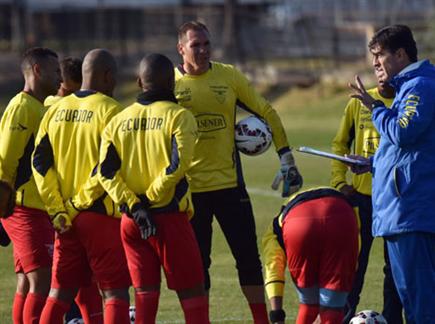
[157,317,248,323]
[246,187,282,198]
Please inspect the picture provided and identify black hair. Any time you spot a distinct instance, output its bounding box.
[178,21,209,42]
[21,47,58,73]
[60,57,82,84]
[368,25,418,62]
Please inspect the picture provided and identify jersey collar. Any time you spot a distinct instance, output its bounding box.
[176,62,212,75]
[137,89,177,105]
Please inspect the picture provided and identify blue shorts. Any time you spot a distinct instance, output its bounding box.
[386,232,435,323]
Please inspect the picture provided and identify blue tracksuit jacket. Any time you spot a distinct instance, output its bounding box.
[371,60,435,236]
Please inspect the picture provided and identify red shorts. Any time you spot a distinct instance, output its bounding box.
[1,206,54,273]
[51,211,131,290]
[121,212,204,290]
[282,196,358,291]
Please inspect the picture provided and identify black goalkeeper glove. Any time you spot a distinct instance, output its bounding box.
[131,202,156,240]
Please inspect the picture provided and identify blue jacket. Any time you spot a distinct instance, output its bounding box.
[371,60,435,236]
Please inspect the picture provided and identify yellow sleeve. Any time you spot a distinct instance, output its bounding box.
[232,68,289,151]
[0,103,39,186]
[262,220,287,299]
[98,122,140,211]
[32,109,67,217]
[330,99,356,190]
[145,110,198,203]
[67,105,120,214]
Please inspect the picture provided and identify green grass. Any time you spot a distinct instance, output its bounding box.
[0,83,386,323]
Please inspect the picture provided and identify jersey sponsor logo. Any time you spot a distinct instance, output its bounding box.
[209,85,228,104]
[363,136,380,154]
[195,113,226,132]
[9,123,27,131]
[175,88,192,103]
[54,109,94,123]
[120,117,164,132]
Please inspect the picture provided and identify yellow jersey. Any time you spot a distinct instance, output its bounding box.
[44,95,62,107]
[0,92,46,210]
[99,92,197,217]
[175,62,289,192]
[32,90,121,218]
[331,88,394,195]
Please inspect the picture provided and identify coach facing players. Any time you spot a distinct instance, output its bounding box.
[348,24,435,323]
[174,21,302,323]
[99,53,209,323]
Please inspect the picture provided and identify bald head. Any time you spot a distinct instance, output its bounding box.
[138,54,174,92]
[81,49,117,96]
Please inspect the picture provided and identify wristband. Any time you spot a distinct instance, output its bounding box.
[269,309,286,322]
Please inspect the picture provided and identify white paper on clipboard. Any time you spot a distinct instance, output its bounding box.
[296,146,370,166]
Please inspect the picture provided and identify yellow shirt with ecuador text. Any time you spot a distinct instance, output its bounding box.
[32,91,121,219]
[175,62,289,192]
[331,88,394,196]
[0,92,46,210]
[98,97,197,217]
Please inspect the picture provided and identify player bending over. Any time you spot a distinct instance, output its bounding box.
[263,187,359,324]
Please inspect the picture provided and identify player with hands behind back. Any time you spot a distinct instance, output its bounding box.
[99,53,209,324]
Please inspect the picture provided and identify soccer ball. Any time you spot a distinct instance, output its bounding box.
[235,116,272,156]
[66,319,84,324]
[349,310,388,324]
[129,305,136,323]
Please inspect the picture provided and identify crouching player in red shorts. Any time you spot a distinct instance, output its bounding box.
[99,53,209,324]
[262,187,359,324]
[32,49,131,324]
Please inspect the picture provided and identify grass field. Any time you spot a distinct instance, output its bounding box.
[0,82,385,323]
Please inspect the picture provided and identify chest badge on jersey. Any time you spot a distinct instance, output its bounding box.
[175,88,192,103]
[209,85,228,104]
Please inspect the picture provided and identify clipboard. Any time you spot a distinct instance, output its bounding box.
[296,146,370,166]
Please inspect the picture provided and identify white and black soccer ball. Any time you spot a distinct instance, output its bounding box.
[129,305,136,323]
[66,318,84,324]
[349,310,388,324]
[235,116,272,156]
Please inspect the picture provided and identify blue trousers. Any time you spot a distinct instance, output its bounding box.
[386,232,435,324]
[343,193,403,324]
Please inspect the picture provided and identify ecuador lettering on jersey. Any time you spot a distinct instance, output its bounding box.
[54,109,94,123]
[99,93,197,217]
[120,117,164,132]
[32,91,121,218]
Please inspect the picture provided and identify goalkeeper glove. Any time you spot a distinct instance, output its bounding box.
[51,212,72,234]
[271,151,303,197]
[130,201,156,240]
